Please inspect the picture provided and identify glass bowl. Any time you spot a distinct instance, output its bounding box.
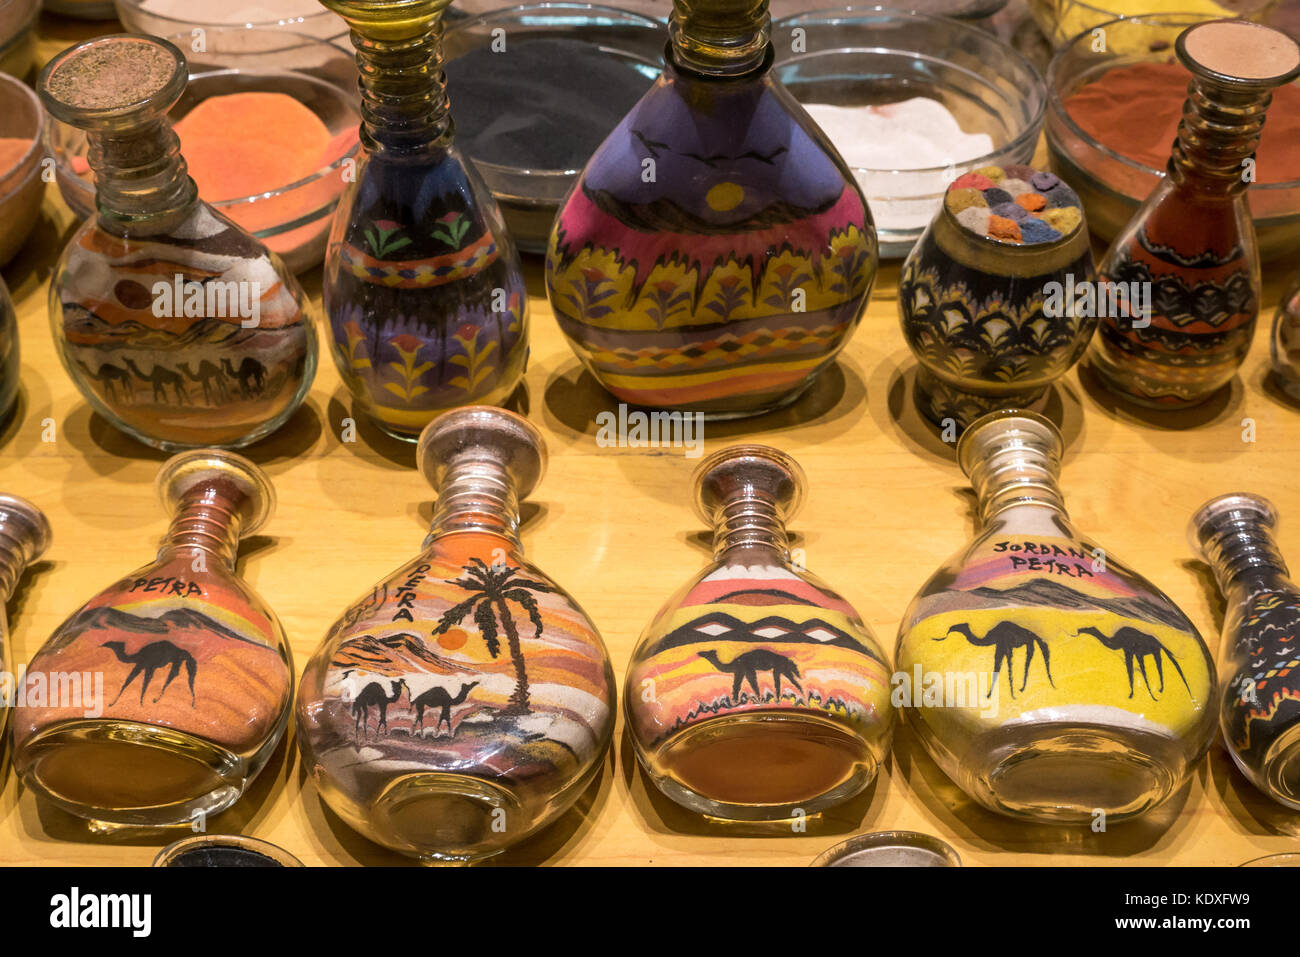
[0,70,44,267]
[1026,0,1275,48]
[0,0,37,79]
[153,834,304,867]
[45,27,360,274]
[773,7,1046,258]
[114,0,348,43]
[1046,13,1300,262]
[442,2,665,254]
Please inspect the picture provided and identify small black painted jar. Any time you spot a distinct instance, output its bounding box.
[899,165,1096,430]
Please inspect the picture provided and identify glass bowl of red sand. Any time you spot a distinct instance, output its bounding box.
[45,26,360,274]
[0,69,44,268]
[441,2,665,255]
[773,8,1046,259]
[1047,12,1300,263]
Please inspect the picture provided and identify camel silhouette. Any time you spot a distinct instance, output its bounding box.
[103,639,197,706]
[123,357,189,405]
[411,681,480,736]
[1074,626,1190,700]
[177,360,231,405]
[937,621,1055,699]
[75,358,133,403]
[698,648,803,701]
[222,357,266,398]
[353,678,405,740]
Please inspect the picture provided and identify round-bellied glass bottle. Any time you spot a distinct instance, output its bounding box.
[899,164,1096,430]
[897,410,1216,823]
[321,0,528,441]
[12,450,293,828]
[296,407,614,862]
[39,35,317,451]
[1088,20,1300,408]
[1191,493,1300,807]
[0,495,51,743]
[626,445,894,820]
[545,0,876,418]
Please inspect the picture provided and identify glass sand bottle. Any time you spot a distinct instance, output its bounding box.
[12,450,293,827]
[545,0,876,418]
[321,0,528,440]
[625,445,894,820]
[896,410,1216,823]
[0,495,51,741]
[1089,20,1300,408]
[40,35,317,450]
[1191,494,1300,807]
[296,407,614,862]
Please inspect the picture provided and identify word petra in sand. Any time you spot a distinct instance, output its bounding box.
[1042,274,1151,328]
[994,539,1099,578]
[891,665,1000,719]
[152,274,261,328]
[49,887,151,937]
[595,404,704,459]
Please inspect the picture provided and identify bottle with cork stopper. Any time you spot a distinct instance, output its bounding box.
[896,409,1216,823]
[320,0,528,442]
[11,450,293,828]
[38,35,317,451]
[0,494,51,744]
[296,407,614,863]
[1190,493,1300,808]
[1088,20,1300,409]
[625,444,895,821]
[545,0,877,419]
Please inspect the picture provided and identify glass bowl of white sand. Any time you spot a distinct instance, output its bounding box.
[774,7,1046,258]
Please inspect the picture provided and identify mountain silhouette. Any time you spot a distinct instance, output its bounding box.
[965,578,1186,629]
[331,632,466,675]
[50,605,266,653]
[646,612,879,659]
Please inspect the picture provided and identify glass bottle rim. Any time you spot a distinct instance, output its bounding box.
[0,493,52,565]
[1187,491,1278,560]
[37,33,188,129]
[692,443,805,525]
[155,448,276,537]
[415,405,546,500]
[955,408,1061,480]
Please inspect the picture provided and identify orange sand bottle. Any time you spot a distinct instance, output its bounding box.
[12,450,292,828]
[296,407,615,862]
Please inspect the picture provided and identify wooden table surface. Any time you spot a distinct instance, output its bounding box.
[4,15,1300,867]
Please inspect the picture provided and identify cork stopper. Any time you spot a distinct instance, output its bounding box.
[693,444,805,525]
[1178,20,1300,88]
[416,407,546,500]
[945,164,1083,247]
[38,34,187,129]
[156,449,275,538]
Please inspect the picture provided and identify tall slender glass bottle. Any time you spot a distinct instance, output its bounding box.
[39,35,317,450]
[322,0,527,441]
[297,407,614,862]
[897,410,1216,823]
[1191,493,1300,807]
[1088,20,1300,408]
[12,450,292,827]
[0,495,51,742]
[626,445,894,820]
[545,0,876,418]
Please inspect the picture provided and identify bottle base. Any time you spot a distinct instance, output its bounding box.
[371,772,524,864]
[598,373,818,423]
[643,711,878,821]
[1086,350,1225,411]
[1257,723,1300,810]
[15,719,246,827]
[912,366,1048,431]
[961,722,1183,824]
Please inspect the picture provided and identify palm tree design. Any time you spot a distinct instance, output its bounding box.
[432,559,552,715]
[936,621,1055,700]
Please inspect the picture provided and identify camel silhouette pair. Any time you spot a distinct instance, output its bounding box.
[936,621,1189,701]
[351,678,480,741]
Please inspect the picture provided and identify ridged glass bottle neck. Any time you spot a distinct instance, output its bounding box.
[158,488,243,570]
[710,496,790,562]
[669,0,771,76]
[86,118,196,232]
[967,448,1069,526]
[1168,79,1274,199]
[351,21,453,155]
[426,459,521,549]
[1201,521,1292,596]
